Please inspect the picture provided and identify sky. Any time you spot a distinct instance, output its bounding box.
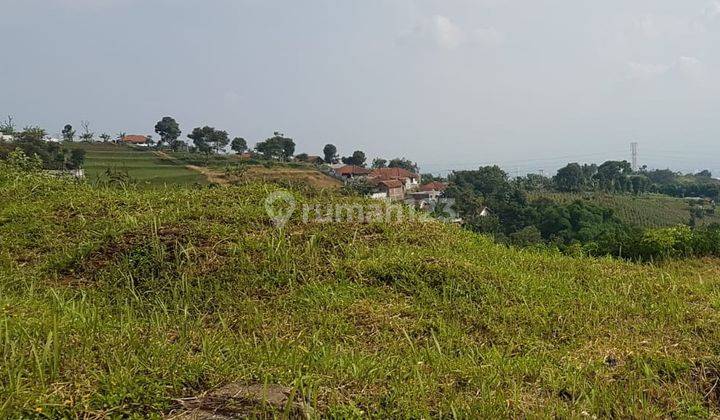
[2,0,720,175]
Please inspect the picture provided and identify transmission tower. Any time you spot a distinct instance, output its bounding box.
[631,142,639,171]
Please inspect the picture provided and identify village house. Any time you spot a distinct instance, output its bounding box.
[419,181,448,193]
[335,165,371,180]
[375,179,405,200]
[369,167,420,191]
[121,135,150,147]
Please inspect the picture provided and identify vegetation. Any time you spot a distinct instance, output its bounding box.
[255,132,295,161]
[67,143,206,186]
[1,165,720,417]
[341,150,367,167]
[154,117,182,151]
[531,192,720,228]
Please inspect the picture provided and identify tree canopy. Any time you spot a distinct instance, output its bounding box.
[154,117,182,150]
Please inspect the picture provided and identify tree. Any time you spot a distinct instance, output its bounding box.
[388,157,417,172]
[68,149,86,169]
[61,124,75,142]
[79,120,94,142]
[187,126,229,156]
[371,158,387,169]
[154,116,182,150]
[255,132,295,160]
[18,126,47,142]
[99,133,111,143]
[696,170,713,178]
[116,132,127,143]
[323,144,338,164]
[231,137,248,154]
[342,150,366,167]
[554,163,585,192]
[0,115,15,135]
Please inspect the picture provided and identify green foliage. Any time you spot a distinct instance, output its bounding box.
[230,137,247,154]
[339,177,374,196]
[255,132,295,161]
[6,149,43,171]
[61,124,75,142]
[341,150,366,167]
[154,117,182,150]
[1,174,720,417]
[187,126,229,155]
[371,158,387,169]
[388,157,417,172]
[322,144,338,164]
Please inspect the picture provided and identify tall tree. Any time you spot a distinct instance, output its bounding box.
[99,133,111,142]
[187,126,229,155]
[388,157,417,172]
[231,137,248,154]
[0,115,15,135]
[554,163,585,192]
[371,158,387,169]
[61,124,75,142]
[255,132,295,160]
[342,150,367,167]
[79,120,94,142]
[323,144,338,164]
[154,117,182,150]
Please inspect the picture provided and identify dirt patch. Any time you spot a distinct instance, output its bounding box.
[154,151,230,185]
[169,383,306,419]
[693,362,720,410]
[237,166,342,190]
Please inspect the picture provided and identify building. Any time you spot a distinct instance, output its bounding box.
[0,134,14,142]
[376,179,405,200]
[369,167,420,190]
[420,181,448,192]
[121,135,150,146]
[335,165,371,180]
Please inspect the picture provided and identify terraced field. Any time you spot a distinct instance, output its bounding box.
[68,143,207,186]
[531,192,720,228]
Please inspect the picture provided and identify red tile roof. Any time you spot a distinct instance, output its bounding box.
[378,179,403,189]
[420,181,448,192]
[370,167,419,180]
[337,165,371,176]
[122,135,148,144]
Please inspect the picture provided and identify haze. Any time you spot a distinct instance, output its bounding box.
[2,0,720,175]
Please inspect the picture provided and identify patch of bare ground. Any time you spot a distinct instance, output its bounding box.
[168,383,306,419]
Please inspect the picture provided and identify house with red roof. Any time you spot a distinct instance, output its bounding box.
[334,165,371,180]
[120,135,150,147]
[369,167,420,191]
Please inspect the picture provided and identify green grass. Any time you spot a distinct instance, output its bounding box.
[531,192,720,228]
[68,143,207,186]
[2,169,720,417]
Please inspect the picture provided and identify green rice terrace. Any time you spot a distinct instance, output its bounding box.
[531,191,720,228]
[2,167,720,417]
[67,143,208,186]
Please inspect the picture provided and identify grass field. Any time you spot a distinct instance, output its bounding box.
[2,167,720,417]
[68,143,208,186]
[530,192,720,228]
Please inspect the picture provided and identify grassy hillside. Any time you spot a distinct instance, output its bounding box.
[2,169,720,417]
[68,143,207,186]
[531,192,720,228]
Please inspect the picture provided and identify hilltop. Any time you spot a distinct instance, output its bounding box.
[1,168,720,417]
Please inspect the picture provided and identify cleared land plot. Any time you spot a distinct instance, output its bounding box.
[69,143,207,186]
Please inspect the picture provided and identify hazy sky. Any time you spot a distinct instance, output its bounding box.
[2,0,720,174]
